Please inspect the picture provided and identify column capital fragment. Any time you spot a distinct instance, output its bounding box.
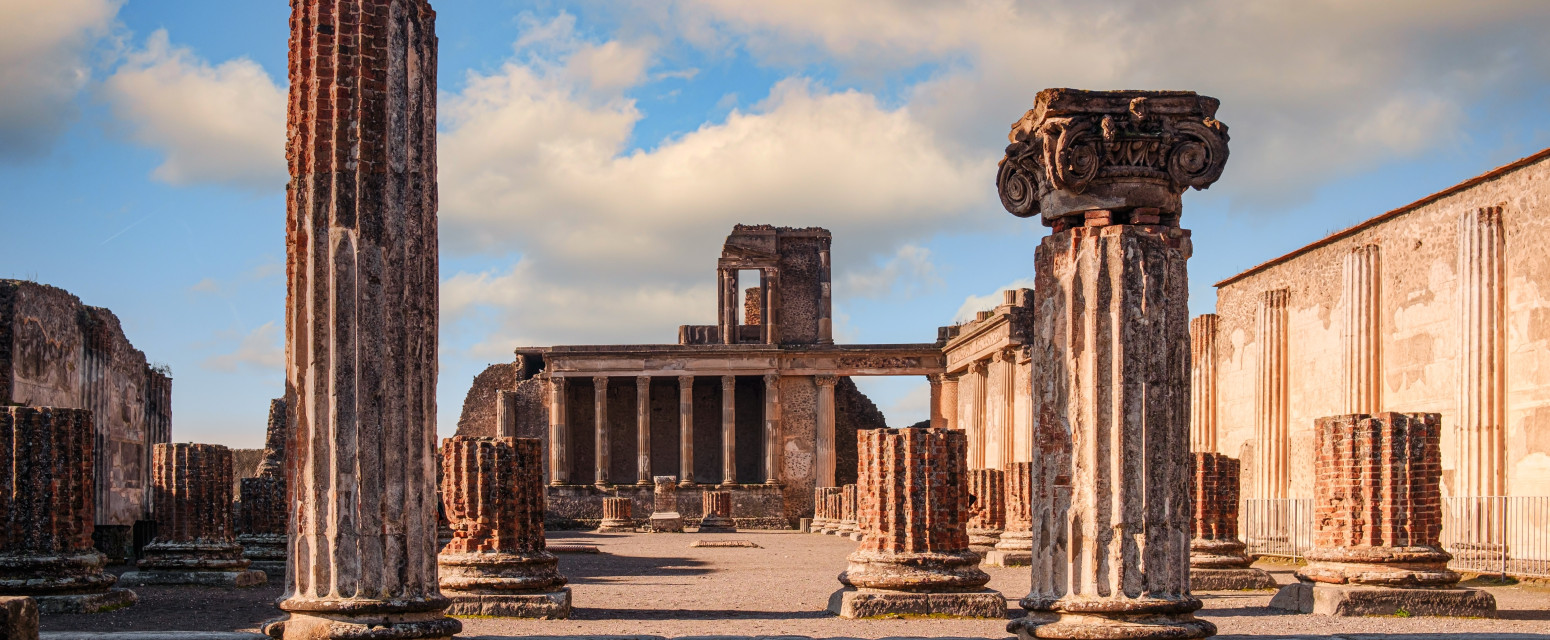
[815,374,838,388]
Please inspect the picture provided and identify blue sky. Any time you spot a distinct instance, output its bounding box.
[2,1,1548,448]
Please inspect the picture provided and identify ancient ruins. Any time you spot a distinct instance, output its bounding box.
[1190,453,1276,590]
[121,443,264,588]
[236,398,288,576]
[966,469,1006,555]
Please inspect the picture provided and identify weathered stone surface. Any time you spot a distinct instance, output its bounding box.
[597,498,634,532]
[121,444,263,589]
[966,469,1005,554]
[254,398,286,479]
[697,491,736,533]
[0,596,37,640]
[984,463,1031,568]
[832,428,994,619]
[836,484,861,541]
[236,477,286,577]
[439,437,570,619]
[649,476,684,533]
[1269,582,1497,617]
[1189,453,1274,590]
[270,2,459,638]
[0,407,136,614]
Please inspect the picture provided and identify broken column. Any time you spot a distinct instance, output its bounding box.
[811,487,835,534]
[122,443,265,587]
[836,484,861,541]
[0,407,136,613]
[1190,453,1275,590]
[650,476,684,532]
[999,89,1228,640]
[272,1,459,637]
[1270,413,1495,616]
[985,462,1033,567]
[830,428,1000,618]
[439,437,570,618]
[967,468,1006,557]
[597,497,634,533]
[698,491,736,533]
[237,398,288,577]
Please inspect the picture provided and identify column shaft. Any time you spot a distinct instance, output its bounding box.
[1458,207,1506,499]
[1254,289,1290,500]
[636,376,652,485]
[815,375,838,487]
[679,376,695,486]
[594,376,610,486]
[1342,244,1382,414]
[942,375,960,431]
[1189,314,1219,453]
[549,378,568,485]
[721,375,737,486]
[763,373,780,484]
[818,248,833,344]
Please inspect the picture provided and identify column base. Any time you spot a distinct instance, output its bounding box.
[1190,566,1278,590]
[827,587,1005,619]
[33,588,137,614]
[696,516,737,533]
[119,569,267,588]
[267,611,462,640]
[595,520,636,533]
[1269,582,1497,617]
[1009,611,1216,640]
[444,587,571,619]
[0,596,36,639]
[649,514,684,533]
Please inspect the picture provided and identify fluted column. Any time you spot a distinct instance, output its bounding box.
[966,468,1006,553]
[985,461,1033,567]
[678,375,695,486]
[636,376,652,485]
[1342,244,1382,415]
[721,375,737,486]
[940,374,959,431]
[815,374,838,487]
[1458,207,1506,500]
[598,498,633,533]
[720,269,739,344]
[966,361,988,469]
[594,376,610,487]
[549,377,568,485]
[125,444,263,587]
[277,1,457,636]
[698,490,736,533]
[763,373,780,484]
[1255,289,1290,500]
[1189,314,1219,453]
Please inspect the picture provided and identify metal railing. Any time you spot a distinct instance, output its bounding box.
[1243,498,1315,559]
[1443,496,1550,579]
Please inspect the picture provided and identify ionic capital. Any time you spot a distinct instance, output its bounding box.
[815,374,838,389]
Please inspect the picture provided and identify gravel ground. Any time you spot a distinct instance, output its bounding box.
[38,530,1550,639]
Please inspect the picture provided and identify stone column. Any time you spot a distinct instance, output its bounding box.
[594,376,610,487]
[927,374,946,429]
[439,437,570,619]
[720,269,739,344]
[966,468,1006,554]
[1189,315,1219,453]
[275,2,458,636]
[1458,207,1506,502]
[123,444,264,587]
[997,89,1228,640]
[721,375,737,487]
[763,373,780,484]
[985,461,1033,567]
[984,353,1008,470]
[998,348,1019,467]
[550,377,569,485]
[597,498,634,533]
[1270,413,1495,616]
[698,491,736,533]
[811,487,836,534]
[835,484,860,540]
[831,428,1000,618]
[968,361,988,469]
[238,477,288,578]
[0,407,135,613]
[1189,454,1275,590]
[815,374,839,487]
[636,376,652,485]
[1255,289,1290,501]
[678,375,695,486]
[496,390,518,438]
[941,374,960,431]
[1342,244,1382,415]
[649,476,685,532]
[766,268,782,344]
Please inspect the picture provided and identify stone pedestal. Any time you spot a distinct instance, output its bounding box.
[439,437,570,619]
[0,596,37,639]
[121,444,265,588]
[984,462,1032,567]
[698,491,736,533]
[597,497,634,533]
[1270,413,1496,617]
[830,428,1001,619]
[0,407,136,614]
[236,477,288,577]
[967,469,1006,555]
[1190,453,1275,590]
[999,90,1228,640]
[649,476,684,533]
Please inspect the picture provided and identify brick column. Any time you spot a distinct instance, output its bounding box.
[698,491,736,533]
[549,377,568,485]
[123,444,263,587]
[1190,454,1274,590]
[0,407,135,613]
[237,477,287,577]
[985,462,1033,567]
[598,497,634,533]
[815,375,838,487]
[274,2,457,636]
[594,376,610,487]
[763,373,780,484]
[649,476,684,532]
[966,468,1006,554]
[721,375,737,487]
[1189,315,1219,453]
[831,428,1000,618]
[636,376,652,485]
[439,437,570,618]
[1271,413,1495,616]
[678,376,695,486]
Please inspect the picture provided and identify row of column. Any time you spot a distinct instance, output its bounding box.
[946,348,1021,471]
[717,268,783,344]
[547,374,787,487]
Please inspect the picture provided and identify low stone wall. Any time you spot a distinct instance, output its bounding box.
[545,484,789,530]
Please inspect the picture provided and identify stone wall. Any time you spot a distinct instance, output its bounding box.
[776,233,827,345]
[455,363,517,436]
[834,376,886,486]
[1211,149,1550,498]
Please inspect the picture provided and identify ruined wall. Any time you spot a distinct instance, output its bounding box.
[0,280,171,527]
[834,376,886,486]
[777,234,827,345]
[1213,151,1550,498]
[455,363,517,436]
[780,376,817,519]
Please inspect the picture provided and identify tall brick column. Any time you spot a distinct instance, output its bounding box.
[698,491,736,533]
[999,90,1226,640]
[239,398,289,576]
[1271,413,1496,616]
[0,407,136,613]
[966,469,1006,554]
[830,428,1000,618]
[649,476,684,532]
[274,1,458,637]
[122,444,265,587]
[985,463,1031,567]
[1190,454,1275,590]
[439,437,570,618]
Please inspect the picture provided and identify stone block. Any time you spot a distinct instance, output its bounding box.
[0,596,36,640]
[29,589,136,615]
[1190,567,1278,591]
[1270,582,1497,617]
[118,570,266,588]
[980,549,1030,568]
[827,587,1005,619]
[445,587,572,619]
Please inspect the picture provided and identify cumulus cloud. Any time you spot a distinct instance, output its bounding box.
[952,278,1036,324]
[203,321,284,372]
[0,0,120,159]
[839,243,941,300]
[102,30,286,190]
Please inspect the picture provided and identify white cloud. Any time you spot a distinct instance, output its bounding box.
[839,243,940,300]
[102,30,286,190]
[953,278,1035,324]
[0,0,120,158]
[202,321,283,373]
